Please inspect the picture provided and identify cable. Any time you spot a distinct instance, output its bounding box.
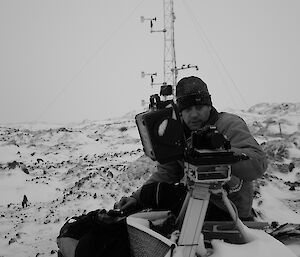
[180,0,237,108]
[229,198,239,223]
[180,0,248,109]
[33,0,146,122]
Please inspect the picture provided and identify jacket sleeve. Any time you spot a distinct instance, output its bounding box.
[131,160,184,204]
[217,113,267,181]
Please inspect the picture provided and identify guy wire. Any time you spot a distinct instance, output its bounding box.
[180,0,248,110]
[33,0,146,123]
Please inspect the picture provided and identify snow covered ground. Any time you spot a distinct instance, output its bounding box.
[0,103,299,257]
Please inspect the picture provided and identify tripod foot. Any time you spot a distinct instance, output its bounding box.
[195,233,207,257]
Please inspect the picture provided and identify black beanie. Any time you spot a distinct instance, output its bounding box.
[176,76,212,112]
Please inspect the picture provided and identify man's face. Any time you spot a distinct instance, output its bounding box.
[181,105,211,131]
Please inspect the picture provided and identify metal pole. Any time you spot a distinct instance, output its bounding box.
[163,0,177,96]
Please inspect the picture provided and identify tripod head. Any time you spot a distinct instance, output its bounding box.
[184,148,248,191]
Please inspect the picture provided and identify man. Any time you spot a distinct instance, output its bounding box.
[115,76,267,221]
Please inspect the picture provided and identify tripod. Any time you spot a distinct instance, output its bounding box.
[176,163,251,257]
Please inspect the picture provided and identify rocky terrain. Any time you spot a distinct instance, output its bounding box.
[0,103,299,257]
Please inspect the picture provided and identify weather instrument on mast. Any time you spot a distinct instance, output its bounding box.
[140,0,176,97]
[141,0,198,98]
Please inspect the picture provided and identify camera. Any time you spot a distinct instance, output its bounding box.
[190,126,230,150]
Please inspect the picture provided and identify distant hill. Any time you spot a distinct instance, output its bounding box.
[248,102,300,115]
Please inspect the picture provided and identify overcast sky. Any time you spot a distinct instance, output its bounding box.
[0,0,299,124]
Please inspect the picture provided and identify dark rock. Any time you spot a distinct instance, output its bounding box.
[7,161,19,169]
[271,221,279,228]
[8,238,17,245]
[276,163,289,173]
[21,165,29,174]
[288,162,295,172]
[37,158,44,163]
[107,171,113,178]
[119,126,128,132]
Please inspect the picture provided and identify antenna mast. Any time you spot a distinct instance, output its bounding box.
[163,0,176,91]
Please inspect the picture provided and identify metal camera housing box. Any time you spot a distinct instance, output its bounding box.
[135,107,185,164]
[185,163,231,184]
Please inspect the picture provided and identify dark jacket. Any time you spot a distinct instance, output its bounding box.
[132,108,267,218]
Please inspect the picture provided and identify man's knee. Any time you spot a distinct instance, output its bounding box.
[57,237,78,257]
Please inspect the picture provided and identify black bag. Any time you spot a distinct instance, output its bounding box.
[57,209,131,257]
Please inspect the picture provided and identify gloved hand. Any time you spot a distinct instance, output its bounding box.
[114,196,139,215]
[140,182,187,216]
[225,175,243,193]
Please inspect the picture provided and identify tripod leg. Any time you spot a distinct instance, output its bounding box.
[176,192,190,229]
[221,189,252,243]
[178,185,210,257]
